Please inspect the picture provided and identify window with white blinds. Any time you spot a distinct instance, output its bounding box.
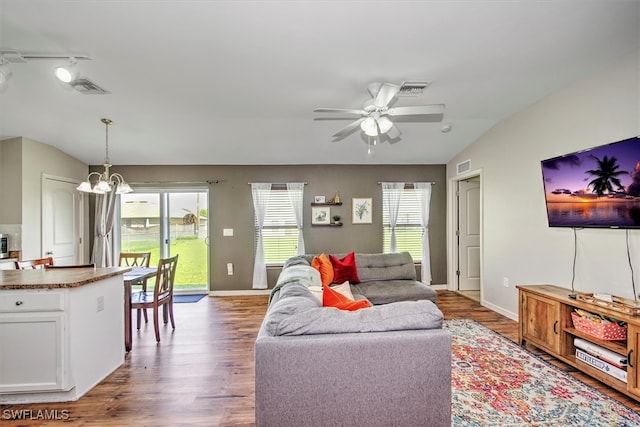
[255,185,299,264]
[382,186,423,260]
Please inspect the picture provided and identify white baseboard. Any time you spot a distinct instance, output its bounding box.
[481,299,518,321]
[208,290,272,297]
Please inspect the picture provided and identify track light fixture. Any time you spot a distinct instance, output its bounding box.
[54,57,79,83]
[0,49,91,88]
[0,57,12,92]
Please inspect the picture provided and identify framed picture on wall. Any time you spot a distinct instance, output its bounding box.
[314,196,326,203]
[312,206,331,225]
[352,198,372,224]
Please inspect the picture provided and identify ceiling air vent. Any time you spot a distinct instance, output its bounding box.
[70,78,110,95]
[398,81,431,97]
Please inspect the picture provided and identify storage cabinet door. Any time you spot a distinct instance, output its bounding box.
[521,292,561,353]
[628,325,640,398]
[0,313,66,393]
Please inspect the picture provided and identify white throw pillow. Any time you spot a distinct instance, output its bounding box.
[308,281,354,303]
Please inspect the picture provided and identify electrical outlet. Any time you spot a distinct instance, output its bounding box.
[97,296,104,312]
[227,263,234,275]
[503,277,509,288]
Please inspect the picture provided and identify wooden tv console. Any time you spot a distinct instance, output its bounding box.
[517,284,640,402]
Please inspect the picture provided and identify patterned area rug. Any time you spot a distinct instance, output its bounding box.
[446,319,640,426]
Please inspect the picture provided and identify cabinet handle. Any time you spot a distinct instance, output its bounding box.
[553,320,558,334]
[628,349,634,369]
[15,301,23,306]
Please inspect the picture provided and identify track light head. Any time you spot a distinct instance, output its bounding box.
[54,57,78,83]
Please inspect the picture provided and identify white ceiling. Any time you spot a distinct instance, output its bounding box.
[0,1,638,166]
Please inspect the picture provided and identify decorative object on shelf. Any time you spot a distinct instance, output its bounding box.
[312,206,331,225]
[327,193,341,204]
[314,195,325,203]
[332,215,341,224]
[77,118,133,194]
[570,310,627,341]
[576,292,640,316]
[352,198,372,224]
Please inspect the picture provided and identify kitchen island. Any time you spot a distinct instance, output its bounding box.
[0,267,129,404]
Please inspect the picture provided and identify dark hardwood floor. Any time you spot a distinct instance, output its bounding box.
[1,290,638,426]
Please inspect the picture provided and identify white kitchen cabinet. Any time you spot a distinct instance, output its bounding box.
[0,269,126,404]
[0,290,68,393]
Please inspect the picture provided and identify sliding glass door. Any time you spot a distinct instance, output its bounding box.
[118,188,209,294]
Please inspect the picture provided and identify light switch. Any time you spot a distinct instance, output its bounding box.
[227,263,234,275]
[223,228,234,237]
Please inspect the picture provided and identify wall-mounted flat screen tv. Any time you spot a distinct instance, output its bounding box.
[541,136,640,228]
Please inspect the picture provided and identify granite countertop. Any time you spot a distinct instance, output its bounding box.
[0,267,131,289]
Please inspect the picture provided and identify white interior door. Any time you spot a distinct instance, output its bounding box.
[43,177,82,265]
[458,178,481,291]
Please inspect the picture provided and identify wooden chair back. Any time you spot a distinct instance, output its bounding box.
[119,252,151,268]
[130,254,179,342]
[15,257,54,269]
[154,254,179,301]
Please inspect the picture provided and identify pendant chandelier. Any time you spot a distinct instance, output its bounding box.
[76,118,132,194]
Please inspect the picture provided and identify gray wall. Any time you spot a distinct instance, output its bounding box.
[0,137,89,260]
[103,164,447,291]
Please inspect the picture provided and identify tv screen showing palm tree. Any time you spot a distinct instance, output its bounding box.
[541,136,640,228]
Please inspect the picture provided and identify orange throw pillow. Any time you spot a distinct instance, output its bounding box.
[311,253,334,286]
[322,283,370,311]
[329,252,360,284]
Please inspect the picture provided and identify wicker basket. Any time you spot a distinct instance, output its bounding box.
[571,312,627,341]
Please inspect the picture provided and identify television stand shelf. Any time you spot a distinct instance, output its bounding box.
[517,284,640,402]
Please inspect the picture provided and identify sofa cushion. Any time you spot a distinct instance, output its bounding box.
[323,283,371,311]
[275,264,322,289]
[272,299,443,336]
[356,252,417,282]
[311,253,334,286]
[330,252,360,283]
[354,280,437,305]
[263,284,321,335]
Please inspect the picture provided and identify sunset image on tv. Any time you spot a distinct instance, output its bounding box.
[541,136,640,228]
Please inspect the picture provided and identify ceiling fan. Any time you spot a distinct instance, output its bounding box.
[314,81,445,140]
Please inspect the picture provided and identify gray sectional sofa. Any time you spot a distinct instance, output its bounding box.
[255,252,451,427]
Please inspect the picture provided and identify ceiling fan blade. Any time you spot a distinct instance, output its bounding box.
[332,117,365,138]
[314,108,364,115]
[374,83,400,108]
[387,104,445,116]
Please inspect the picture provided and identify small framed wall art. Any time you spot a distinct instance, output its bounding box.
[314,196,326,203]
[312,206,331,225]
[352,197,372,224]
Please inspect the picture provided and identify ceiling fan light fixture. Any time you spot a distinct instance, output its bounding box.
[54,57,78,83]
[360,117,378,136]
[377,116,393,134]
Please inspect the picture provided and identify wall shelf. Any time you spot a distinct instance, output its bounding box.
[311,202,342,206]
[311,223,343,227]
